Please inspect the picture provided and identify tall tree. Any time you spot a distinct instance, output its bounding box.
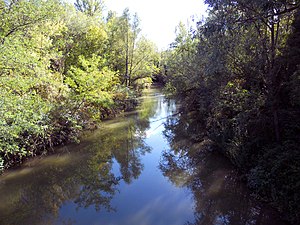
[74,0,104,17]
[106,8,150,87]
[203,0,300,141]
[164,1,300,223]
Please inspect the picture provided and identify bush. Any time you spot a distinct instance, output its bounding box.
[248,142,300,224]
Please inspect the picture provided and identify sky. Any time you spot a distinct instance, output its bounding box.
[104,0,208,50]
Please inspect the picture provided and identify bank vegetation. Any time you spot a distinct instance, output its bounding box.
[162,0,300,223]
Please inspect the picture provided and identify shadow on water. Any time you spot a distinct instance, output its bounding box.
[0,89,159,225]
[0,88,288,225]
[160,112,289,225]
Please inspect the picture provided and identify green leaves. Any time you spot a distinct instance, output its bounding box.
[0,87,52,157]
[0,0,159,171]
[74,0,104,17]
[66,54,116,108]
[164,1,300,223]
[163,22,200,98]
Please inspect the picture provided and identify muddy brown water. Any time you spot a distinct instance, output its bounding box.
[0,88,288,225]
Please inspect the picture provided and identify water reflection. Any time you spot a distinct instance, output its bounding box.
[0,89,158,225]
[160,112,288,225]
[0,89,287,225]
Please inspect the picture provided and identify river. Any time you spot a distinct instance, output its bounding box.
[0,88,287,225]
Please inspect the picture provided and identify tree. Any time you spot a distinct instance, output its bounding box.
[65,54,117,120]
[130,37,159,89]
[105,8,157,89]
[203,0,300,141]
[74,0,104,17]
[118,8,141,87]
[164,1,300,223]
[0,0,75,168]
[164,22,201,101]
[0,0,160,171]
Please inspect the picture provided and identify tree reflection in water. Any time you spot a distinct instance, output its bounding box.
[0,90,157,225]
[160,112,287,225]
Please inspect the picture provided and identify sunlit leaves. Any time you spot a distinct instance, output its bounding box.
[164,22,200,97]
[66,55,117,109]
[74,0,104,17]
[0,88,52,157]
[0,0,159,171]
[131,37,159,88]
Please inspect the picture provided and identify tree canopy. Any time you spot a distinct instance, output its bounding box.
[163,1,300,223]
[0,0,159,171]
[0,0,299,223]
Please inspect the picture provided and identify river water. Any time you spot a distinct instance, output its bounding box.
[0,88,287,225]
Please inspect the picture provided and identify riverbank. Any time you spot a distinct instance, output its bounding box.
[163,104,297,224]
[0,90,139,173]
[161,3,300,223]
[0,0,159,174]
[0,88,288,225]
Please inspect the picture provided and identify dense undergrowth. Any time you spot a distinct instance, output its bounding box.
[161,1,300,223]
[1,0,299,223]
[0,0,158,171]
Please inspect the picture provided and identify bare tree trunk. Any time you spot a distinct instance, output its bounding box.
[125,29,129,87]
[269,15,280,142]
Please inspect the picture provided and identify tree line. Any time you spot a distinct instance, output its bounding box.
[0,0,159,171]
[162,0,300,223]
[1,0,299,223]
[0,91,157,224]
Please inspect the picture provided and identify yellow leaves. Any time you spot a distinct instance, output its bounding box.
[86,25,108,42]
[46,20,68,36]
[226,79,246,90]
[29,20,64,48]
[227,81,234,88]
[66,54,120,109]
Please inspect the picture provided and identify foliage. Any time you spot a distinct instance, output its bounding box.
[164,22,200,98]
[66,55,117,118]
[105,9,158,87]
[74,0,104,17]
[131,37,159,90]
[164,1,300,223]
[0,90,156,224]
[0,0,159,171]
[248,142,300,224]
[161,112,285,225]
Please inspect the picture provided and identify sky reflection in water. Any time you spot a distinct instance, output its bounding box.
[0,88,287,225]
